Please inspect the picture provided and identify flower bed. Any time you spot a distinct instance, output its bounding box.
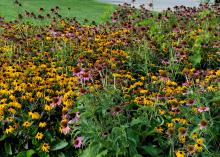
[0,2,219,157]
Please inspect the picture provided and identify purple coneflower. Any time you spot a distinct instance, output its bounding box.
[197,106,209,113]
[50,96,62,108]
[73,137,83,148]
[72,67,84,77]
[199,120,208,130]
[69,111,80,124]
[61,119,71,135]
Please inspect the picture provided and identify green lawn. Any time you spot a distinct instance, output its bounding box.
[0,0,115,23]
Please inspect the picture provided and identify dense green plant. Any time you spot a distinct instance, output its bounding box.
[73,87,171,157]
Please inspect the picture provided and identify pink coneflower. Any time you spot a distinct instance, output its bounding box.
[187,145,196,155]
[161,60,169,65]
[61,119,71,135]
[186,99,195,106]
[72,67,84,77]
[69,111,80,124]
[73,137,83,148]
[159,76,170,82]
[199,120,208,130]
[111,106,122,116]
[81,70,92,81]
[50,96,62,108]
[182,82,191,87]
[61,125,71,135]
[197,106,210,113]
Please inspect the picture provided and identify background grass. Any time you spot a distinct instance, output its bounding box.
[0,0,116,23]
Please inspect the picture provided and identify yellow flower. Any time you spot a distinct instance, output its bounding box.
[175,150,185,157]
[195,143,203,152]
[151,75,158,81]
[207,85,217,92]
[178,127,187,136]
[5,126,15,134]
[197,28,203,33]
[179,118,187,124]
[41,143,50,152]
[178,136,186,144]
[168,99,179,105]
[35,132,44,140]
[29,112,40,119]
[23,121,31,128]
[39,122,47,128]
[44,105,52,111]
[196,138,204,145]
[167,122,174,128]
[155,127,163,133]
[191,132,198,139]
[6,116,14,122]
[36,91,44,98]
[46,36,52,41]
[140,76,145,81]
[159,109,165,115]
[140,89,149,94]
[112,73,121,77]
[8,107,16,114]
[216,69,220,76]
[167,127,175,136]
[10,101,22,109]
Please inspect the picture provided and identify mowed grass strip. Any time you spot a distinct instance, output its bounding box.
[0,0,115,23]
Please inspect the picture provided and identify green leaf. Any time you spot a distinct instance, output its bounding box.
[16,151,26,157]
[133,154,142,157]
[58,152,65,157]
[210,96,220,102]
[4,142,12,155]
[131,118,145,126]
[26,149,35,157]
[79,147,93,157]
[37,152,50,157]
[190,52,201,66]
[51,140,68,151]
[96,150,108,157]
[0,134,7,141]
[141,145,161,157]
[16,150,35,157]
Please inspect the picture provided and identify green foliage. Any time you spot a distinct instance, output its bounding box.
[73,87,166,157]
[16,149,35,157]
[51,140,69,151]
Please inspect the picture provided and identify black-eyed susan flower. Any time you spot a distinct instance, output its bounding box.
[23,121,31,128]
[191,132,198,139]
[175,150,185,157]
[195,143,203,152]
[41,143,50,152]
[178,135,186,144]
[39,122,47,128]
[178,127,187,136]
[5,126,15,134]
[28,111,40,119]
[35,132,44,140]
[196,138,204,145]
[167,122,174,128]
[44,105,52,111]
[155,126,164,133]
[167,127,175,136]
